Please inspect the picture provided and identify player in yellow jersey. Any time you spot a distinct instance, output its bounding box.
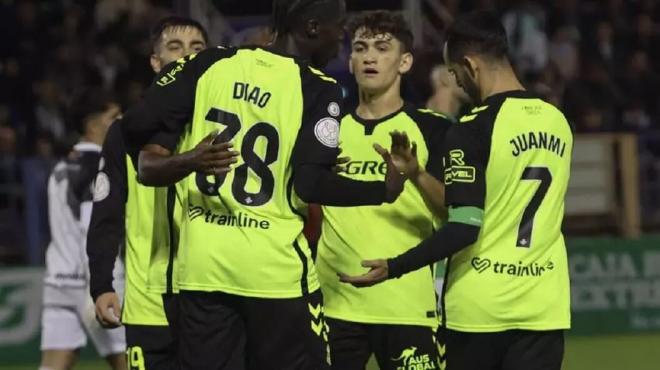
[316,11,452,370]
[87,16,223,370]
[118,1,406,369]
[342,10,572,370]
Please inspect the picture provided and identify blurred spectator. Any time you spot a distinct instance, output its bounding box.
[502,0,549,77]
[618,50,660,130]
[563,58,623,132]
[32,77,67,147]
[548,25,580,81]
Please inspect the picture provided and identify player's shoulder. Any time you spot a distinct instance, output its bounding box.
[404,106,453,129]
[298,62,340,97]
[155,46,239,87]
[300,62,338,85]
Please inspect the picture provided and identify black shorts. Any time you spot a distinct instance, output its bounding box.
[438,327,564,370]
[125,324,177,370]
[326,317,440,370]
[162,293,179,337]
[178,289,330,370]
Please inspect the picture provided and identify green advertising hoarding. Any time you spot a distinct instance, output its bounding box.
[569,236,660,335]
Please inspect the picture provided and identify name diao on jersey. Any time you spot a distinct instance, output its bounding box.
[233,81,271,108]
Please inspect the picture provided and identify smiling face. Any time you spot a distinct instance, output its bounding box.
[350,28,412,94]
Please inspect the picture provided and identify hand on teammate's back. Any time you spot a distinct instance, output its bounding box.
[338,259,389,287]
[373,134,409,203]
[188,131,240,176]
[95,292,122,328]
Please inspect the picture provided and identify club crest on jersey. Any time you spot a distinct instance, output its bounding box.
[314,117,339,148]
[327,102,340,117]
[93,172,110,202]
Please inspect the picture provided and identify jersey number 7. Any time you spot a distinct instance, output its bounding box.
[517,167,552,248]
[196,107,279,206]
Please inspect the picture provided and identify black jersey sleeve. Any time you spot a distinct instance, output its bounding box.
[406,108,453,181]
[291,67,343,168]
[87,121,127,301]
[387,111,493,278]
[292,67,387,206]
[443,115,491,209]
[121,47,238,163]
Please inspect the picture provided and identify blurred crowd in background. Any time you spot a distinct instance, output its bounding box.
[1,0,659,265]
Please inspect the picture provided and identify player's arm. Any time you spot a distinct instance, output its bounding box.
[384,128,448,219]
[121,48,239,186]
[87,121,126,327]
[340,123,486,286]
[136,134,238,186]
[293,79,405,205]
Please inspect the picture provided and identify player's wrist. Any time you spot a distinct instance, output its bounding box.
[92,288,116,303]
[410,166,424,184]
[386,257,402,279]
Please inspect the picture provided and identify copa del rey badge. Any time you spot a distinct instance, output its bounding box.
[314,117,339,148]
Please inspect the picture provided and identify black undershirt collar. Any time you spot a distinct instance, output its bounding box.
[350,102,409,136]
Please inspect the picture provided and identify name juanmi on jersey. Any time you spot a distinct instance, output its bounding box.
[510,131,567,158]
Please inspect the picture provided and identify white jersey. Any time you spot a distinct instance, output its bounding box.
[44,142,110,290]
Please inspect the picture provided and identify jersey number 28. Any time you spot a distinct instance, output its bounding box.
[196,107,279,206]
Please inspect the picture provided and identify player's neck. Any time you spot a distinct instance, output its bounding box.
[82,133,104,147]
[270,34,302,59]
[356,83,404,120]
[480,65,525,102]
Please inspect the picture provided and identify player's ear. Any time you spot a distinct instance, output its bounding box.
[398,51,413,75]
[304,18,321,39]
[150,54,162,74]
[462,56,478,80]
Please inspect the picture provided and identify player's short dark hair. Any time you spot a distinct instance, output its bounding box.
[271,0,340,35]
[444,10,509,63]
[150,16,209,51]
[69,90,117,134]
[347,10,413,53]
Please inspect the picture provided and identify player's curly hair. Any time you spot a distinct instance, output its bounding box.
[347,10,414,53]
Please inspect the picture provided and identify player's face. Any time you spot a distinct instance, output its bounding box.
[437,66,470,105]
[151,26,207,73]
[350,30,412,94]
[443,42,480,104]
[311,0,347,67]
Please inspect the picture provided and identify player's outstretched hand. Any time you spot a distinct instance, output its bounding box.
[389,130,420,179]
[95,292,122,328]
[338,259,389,288]
[190,131,240,176]
[374,141,407,203]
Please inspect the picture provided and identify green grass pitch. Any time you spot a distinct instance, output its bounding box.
[2,334,659,370]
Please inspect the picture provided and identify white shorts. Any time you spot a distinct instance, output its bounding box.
[41,287,126,357]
